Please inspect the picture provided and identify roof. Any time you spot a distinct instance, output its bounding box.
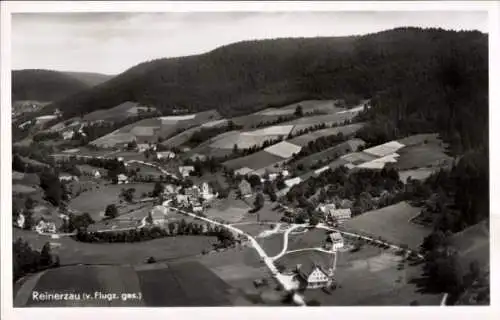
[314,166,330,175]
[14,262,238,307]
[151,205,168,218]
[362,141,405,158]
[235,167,254,176]
[356,153,400,169]
[297,259,329,280]
[329,208,352,218]
[264,141,302,159]
[284,177,302,188]
[328,232,343,242]
[117,173,128,179]
[179,166,194,172]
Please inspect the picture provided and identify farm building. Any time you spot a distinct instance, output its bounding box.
[327,232,344,251]
[185,186,201,201]
[15,213,25,228]
[59,173,78,182]
[117,174,129,184]
[157,151,176,160]
[295,259,333,289]
[137,143,150,153]
[235,167,254,176]
[176,194,189,206]
[62,130,74,140]
[35,220,57,234]
[238,179,252,197]
[93,170,101,178]
[362,141,405,158]
[150,206,169,225]
[328,208,352,224]
[201,182,216,200]
[179,166,195,178]
[284,177,302,188]
[163,184,177,195]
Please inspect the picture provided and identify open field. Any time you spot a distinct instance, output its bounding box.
[341,202,431,250]
[256,100,341,116]
[12,171,41,185]
[160,119,229,149]
[293,139,366,169]
[283,112,358,127]
[258,233,284,257]
[223,150,286,171]
[287,228,329,251]
[90,110,221,147]
[304,246,442,306]
[209,131,283,150]
[83,102,147,122]
[12,184,38,194]
[394,134,452,170]
[289,123,365,146]
[450,220,489,269]
[13,228,216,265]
[398,168,435,183]
[16,260,236,307]
[69,183,156,220]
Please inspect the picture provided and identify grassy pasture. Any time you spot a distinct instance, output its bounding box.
[450,220,489,269]
[293,139,366,168]
[12,184,38,194]
[223,150,285,171]
[287,228,329,251]
[341,202,431,250]
[13,228,216,265]
[289,123,365,147]
[69,183,155,219]
[257,233,284,257]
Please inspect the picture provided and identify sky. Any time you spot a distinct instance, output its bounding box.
[12,11,488,75]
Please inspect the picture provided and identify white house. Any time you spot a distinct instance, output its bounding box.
[327,232,344,251]
[193,205,203,213]
[176,194,189,206]
[150,205,169,225]
[117,174,129,184]
[62,130,75,140]
[137,144,150,153]
[296,260,332,289]
[163,184,176,195]
[59,174,78,182]
[179,166,195,178]
[201,182,215,200]
[328,208,352,224]
[156,151,176,160]
[117,157,124,162]
[35,220,57,234]
[16,213,25,228]
[92,170,101,179]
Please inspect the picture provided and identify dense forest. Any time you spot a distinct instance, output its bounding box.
[37,28,486,125]
[12,69,98,102]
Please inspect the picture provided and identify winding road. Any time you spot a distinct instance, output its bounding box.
[165,203,307,306]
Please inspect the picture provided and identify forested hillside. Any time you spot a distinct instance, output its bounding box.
[12,69,111,102]
[43,28,487,134]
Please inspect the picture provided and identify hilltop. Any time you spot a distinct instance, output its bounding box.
[41,28,486,125]
[12,69,113,102]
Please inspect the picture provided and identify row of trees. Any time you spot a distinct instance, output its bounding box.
[185,121,243,146]
[13,238,60,282]
[73,220,236,247]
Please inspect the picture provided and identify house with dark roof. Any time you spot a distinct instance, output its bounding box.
[295,259,333,289]
[238,179,252,198]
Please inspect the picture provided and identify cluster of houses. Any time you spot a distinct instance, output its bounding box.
[316,203,352,226]
[162,181,217,213]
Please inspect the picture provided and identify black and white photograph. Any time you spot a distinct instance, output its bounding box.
[1,1,497,317]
